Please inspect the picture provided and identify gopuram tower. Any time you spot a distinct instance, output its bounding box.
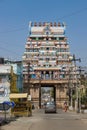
[22,22,74,108]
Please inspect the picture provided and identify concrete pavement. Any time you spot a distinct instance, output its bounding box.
[0,109,87,130]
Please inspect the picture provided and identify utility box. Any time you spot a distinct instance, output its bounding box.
[10,93,32,117]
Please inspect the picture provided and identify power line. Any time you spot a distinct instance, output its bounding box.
[0,46,21,56]
[0,40,24,58]
[0,40,25,48]
[0,7,87,34]
[0,7,87,60]
[0,26,27,34]
[58,7,87,20]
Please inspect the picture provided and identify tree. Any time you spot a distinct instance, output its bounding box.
[41,88,46,94]
[10,66,18,93]
[50,88,54,98]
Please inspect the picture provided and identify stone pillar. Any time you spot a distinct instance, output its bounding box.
[49,71,52,79]
[30,85,39,109]
[56,85,61,108]
[43,71,46,79]
[55,85,58,98]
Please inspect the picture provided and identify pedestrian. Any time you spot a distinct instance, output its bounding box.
[64,101,67,112]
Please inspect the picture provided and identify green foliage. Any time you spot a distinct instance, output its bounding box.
[41,88,46,94]
[72,94,76,101]
[50,88,54,98]
[10,66,19,93]
[80,88,87,105]
[81,94,87,104]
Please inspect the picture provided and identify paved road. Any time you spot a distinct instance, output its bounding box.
[1,109,87,130]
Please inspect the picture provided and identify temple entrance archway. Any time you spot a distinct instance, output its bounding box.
[29,83,68,109]
[39,84,56,108]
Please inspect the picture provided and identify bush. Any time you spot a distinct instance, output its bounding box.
[81,95,87,105]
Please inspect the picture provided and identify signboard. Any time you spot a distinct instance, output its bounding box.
[0,103,10,111]
[0,86,4,95]
[0,101,15,111]
[10,101,15,108]
[0,65,11,74]
[3,101,15,108]
[0,83,10,97]
[0,81,10,103]
[27,95,31,101]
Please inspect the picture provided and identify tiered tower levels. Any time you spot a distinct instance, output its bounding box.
[22,22,71,83]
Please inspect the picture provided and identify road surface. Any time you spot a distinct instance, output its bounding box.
[1,109,87,130]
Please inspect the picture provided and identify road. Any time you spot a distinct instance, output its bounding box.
[1,109,87,130]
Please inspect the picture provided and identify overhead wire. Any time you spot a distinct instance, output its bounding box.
[57,7,87,20]
[0,26,27,59]
[0,7,87,34]
[0,47,22,61]
[0,40,24,59]
[0,7,87,60]
[0,26,27,34]
[0,46,21,56]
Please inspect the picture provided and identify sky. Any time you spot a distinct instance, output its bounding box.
[0,0,87,66]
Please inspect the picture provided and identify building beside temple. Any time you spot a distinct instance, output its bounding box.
[0,64,11,103]
[10,61,23,93]
[22,22,74,108]
[0,58,23,96]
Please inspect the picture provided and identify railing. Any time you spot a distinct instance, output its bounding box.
[23,77,77,81]
[23,78,77,84]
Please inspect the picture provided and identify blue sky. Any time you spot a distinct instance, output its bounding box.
[0,0,87,66]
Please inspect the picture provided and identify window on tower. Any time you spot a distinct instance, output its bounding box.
[46,31,49,35]
[36,37,38,40]
[46,37,49,41]
[46,58,49,61]
[46,47,49,50]
[59,37,64,41]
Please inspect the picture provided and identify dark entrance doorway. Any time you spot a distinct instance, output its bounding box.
[39,85,56,108]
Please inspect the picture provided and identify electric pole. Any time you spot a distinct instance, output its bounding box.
[27,62,30,95]
[72,54,81,113]
[39,75,41,109]
[77,66,84,112]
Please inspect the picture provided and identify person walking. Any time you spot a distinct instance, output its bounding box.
[64,101,68,112]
